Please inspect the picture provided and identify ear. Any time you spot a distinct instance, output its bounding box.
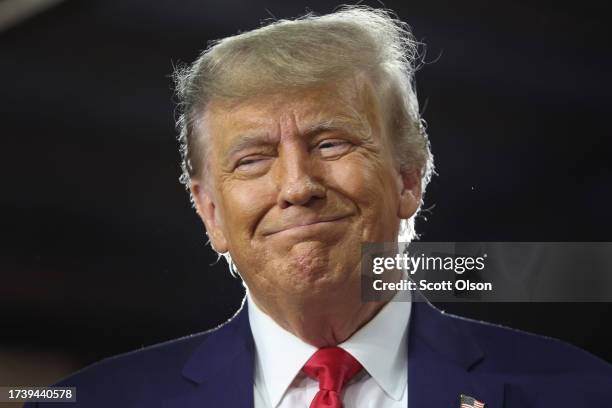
[190,180,229,253]
[397,167,422,219]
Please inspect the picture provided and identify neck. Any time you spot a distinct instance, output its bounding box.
[248,278,388,348]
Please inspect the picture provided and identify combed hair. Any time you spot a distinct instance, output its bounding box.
[174,5,434,246]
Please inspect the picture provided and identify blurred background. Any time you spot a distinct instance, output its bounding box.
[1,0,611,396]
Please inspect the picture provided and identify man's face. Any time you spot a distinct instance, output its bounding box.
[191,79,421,303]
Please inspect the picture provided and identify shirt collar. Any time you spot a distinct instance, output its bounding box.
[339,291,411,400]
[247,290,411,406]
[247,294,317,407]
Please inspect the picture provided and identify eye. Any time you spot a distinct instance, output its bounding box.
[238,157,261,167]
[235,155,271,173]
[316,139,352,158]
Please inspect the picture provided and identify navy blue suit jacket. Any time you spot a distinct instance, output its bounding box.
[25,299,612,407]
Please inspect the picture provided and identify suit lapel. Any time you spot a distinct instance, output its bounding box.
[163,300,255,408]
[408,298,506,408]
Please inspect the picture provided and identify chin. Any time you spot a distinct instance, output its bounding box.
[285,245,332,282]
[288,264,357,294]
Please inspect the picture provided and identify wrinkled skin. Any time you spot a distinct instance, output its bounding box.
[190,77,421,347]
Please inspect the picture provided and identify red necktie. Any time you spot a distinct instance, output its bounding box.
[302,347,363,408]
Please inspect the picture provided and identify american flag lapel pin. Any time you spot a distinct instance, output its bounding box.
[460,394,485,408]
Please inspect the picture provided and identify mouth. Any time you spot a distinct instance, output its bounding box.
[263,215,351,237]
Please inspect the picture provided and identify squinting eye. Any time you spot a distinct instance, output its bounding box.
[238,158,260,167]
[235,156,270,172]
[319,141,341,149]
[317,139,351,157]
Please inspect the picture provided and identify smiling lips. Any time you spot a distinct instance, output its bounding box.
[263,215,351,236]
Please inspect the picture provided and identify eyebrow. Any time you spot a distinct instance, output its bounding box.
[305,117,371,141]
[302,120,352,137]
[224,132,275,162]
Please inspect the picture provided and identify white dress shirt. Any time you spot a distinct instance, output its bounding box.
[247,291,411,407]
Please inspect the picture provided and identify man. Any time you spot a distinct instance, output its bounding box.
[26,6,612,408]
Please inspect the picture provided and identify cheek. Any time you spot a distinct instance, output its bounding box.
[218,180,274,245]
[325,153,399,212]
[323,153,401,242]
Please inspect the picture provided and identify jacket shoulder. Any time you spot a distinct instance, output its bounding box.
[27,318,236,408]
[443,309,612,375]
[439,309,612,405]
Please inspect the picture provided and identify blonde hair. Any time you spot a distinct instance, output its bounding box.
[174,5,434,243]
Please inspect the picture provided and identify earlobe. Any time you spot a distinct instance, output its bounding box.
[397,168,422,219]
[190,181,229,253]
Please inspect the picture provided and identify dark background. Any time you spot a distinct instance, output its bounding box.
[1,0,611,384]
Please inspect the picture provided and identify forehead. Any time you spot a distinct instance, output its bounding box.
[203,79,381,148]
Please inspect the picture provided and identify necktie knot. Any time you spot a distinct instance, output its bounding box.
[302,347,363,407]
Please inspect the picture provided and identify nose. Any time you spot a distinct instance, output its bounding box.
[275,142,326,209]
